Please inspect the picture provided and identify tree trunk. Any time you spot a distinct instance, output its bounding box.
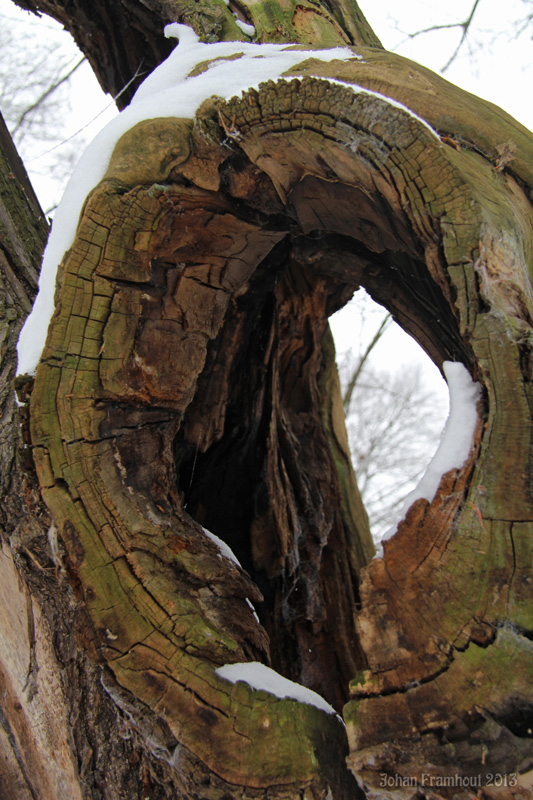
[1,111,226,800]
[4,2,533,798]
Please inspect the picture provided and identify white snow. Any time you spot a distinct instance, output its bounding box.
[381,361,480,544]
[202,526,241,566]
[234,18,256,37]
[215,661,337,714]
[15,22,441,377]
[245,598,260,623]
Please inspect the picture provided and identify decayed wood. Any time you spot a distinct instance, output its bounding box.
[225,71,532,792]
[28,115,365,795]
[0,104,251,800]
[23,33,533,796]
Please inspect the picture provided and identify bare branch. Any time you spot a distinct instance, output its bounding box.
[395,0,483,72]
[441,0,482,71]
[514,0,533,36]
[342,313,391,410]
[12,55,85,137]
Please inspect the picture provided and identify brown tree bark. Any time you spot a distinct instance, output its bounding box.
[3,2,533,798]
[1,110,236,800]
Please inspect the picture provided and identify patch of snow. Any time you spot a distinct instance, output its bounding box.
[245,598,260,623]
[16,25,353,376]
[381,361,480,544]
[202,526,241,567]
[234,18,256,38]
[216,661,336,715]
[47,523,62,568]
[164,22,198,46]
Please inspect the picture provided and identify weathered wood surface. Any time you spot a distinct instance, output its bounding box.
[28,135,367,799]
[0,111,46,484]
[23,39,533,798]
[1,110,227,800]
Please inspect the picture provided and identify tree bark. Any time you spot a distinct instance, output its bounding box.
[3,2,533,798]
[0,111,235,800]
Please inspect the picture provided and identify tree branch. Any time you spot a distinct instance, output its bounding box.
[342,313,391,411]
[12,56,85,138]
[397,0,482,72]
[441,0,482,71]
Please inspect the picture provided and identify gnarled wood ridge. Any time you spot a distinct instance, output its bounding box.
[28,44,533,799]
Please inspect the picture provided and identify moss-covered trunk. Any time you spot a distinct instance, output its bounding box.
[4,1,533,798]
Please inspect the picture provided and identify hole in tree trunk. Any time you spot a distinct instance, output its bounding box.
[331,291,448,546]
[28,74,530,786]
[173,237,367,711]
[82,120,476,711]
[167,167,470,709]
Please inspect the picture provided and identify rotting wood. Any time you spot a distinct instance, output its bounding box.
[29,120,364,794]
[22,48,533,798]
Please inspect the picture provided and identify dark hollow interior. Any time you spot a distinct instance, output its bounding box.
[163,161,470,708]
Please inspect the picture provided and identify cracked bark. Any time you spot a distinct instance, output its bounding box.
[2,2,533,799]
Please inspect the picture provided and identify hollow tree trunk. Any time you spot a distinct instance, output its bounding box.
[4,1,533,798]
